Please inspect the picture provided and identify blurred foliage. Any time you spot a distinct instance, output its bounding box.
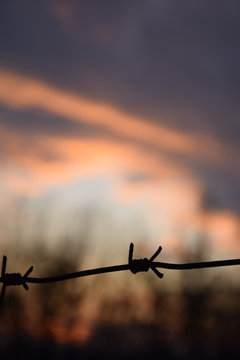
[1,232,240,359]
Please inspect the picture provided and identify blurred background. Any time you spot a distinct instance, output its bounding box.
[0,1,240,359]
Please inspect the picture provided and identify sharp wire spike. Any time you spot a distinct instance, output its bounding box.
[150,265,164,278]
[150,246,162,262]
[1,256,7,277]
[128,243,134,264]
[0,284,6,307]
[22,282,29,291]
[23,265,34,279]
[0,256,8,308]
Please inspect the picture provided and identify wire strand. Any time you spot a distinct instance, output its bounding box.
[1,243,240,306]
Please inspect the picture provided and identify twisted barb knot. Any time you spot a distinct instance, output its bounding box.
[3,272,23,286]
[130,258,150,273]
[128,243,164,278]
[1,256,33,290]
[0,255,34,307]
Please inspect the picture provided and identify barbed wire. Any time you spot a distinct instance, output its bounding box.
[1,242,240,307]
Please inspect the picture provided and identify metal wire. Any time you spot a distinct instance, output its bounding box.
[1,242,240,307]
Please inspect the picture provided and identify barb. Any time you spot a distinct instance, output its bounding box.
[1,243,240,308]
[129,242,163,278]
[0,256,33,307]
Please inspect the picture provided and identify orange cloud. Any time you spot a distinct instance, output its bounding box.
[0,68,229,162]
[193,211,240,254]
[0,125,192,196]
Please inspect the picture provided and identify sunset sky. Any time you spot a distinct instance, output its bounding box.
[0,0,239,262]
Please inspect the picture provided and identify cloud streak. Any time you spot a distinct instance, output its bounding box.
[0,68,230,163]
[0,122,191,196]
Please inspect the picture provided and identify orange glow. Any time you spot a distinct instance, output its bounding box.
[180,211,240,254]
[199,211,240,253]
[0,125,191,196]
[46,318,92,346]
[0,68,230,162]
